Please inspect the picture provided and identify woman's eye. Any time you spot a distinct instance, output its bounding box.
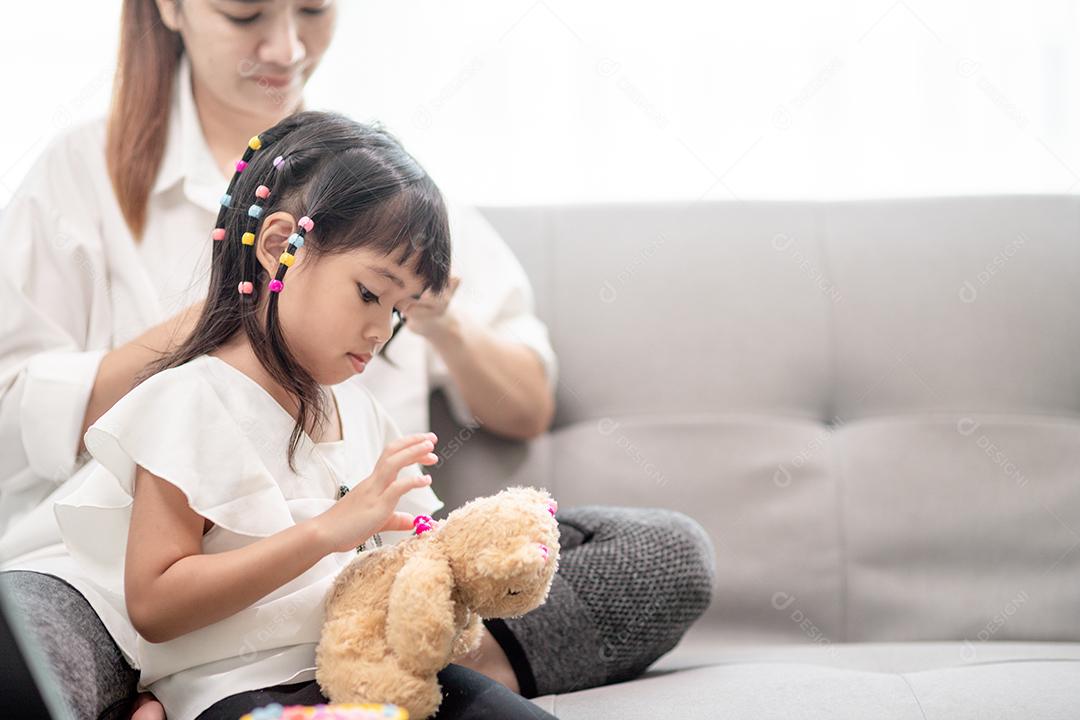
[358,285,380,304]
[224,13,261,25]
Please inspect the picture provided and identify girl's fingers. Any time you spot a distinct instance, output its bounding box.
[387,473,432,499]
[380,442,438,480]
[378,511,419,533]
[383,432,437,456]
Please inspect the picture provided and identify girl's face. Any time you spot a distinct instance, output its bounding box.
[255,213,428,386]
[157,0,337,118]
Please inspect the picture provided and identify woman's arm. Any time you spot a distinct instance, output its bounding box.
[78,300,204,457]
[420,310,555,440]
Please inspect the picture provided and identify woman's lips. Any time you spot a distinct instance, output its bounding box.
[254,74,296,88]
[348,353,371,374]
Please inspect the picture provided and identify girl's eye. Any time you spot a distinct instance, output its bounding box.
[301,6,329,16]
[224,13,261,25]
[358,284,380,304]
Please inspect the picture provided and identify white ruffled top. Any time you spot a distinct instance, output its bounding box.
[49,354,443,720]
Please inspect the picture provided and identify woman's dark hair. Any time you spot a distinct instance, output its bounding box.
[141,111,451,471]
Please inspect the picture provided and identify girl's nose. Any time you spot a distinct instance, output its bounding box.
[364,315,394,346]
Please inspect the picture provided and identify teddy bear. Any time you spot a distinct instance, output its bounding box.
[315,486,561,719]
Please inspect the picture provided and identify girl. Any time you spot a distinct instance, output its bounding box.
[42,110,557,720]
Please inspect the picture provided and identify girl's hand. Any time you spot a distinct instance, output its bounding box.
[315,432,440,554]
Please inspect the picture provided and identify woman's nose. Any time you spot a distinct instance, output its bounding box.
[258,12,306,67]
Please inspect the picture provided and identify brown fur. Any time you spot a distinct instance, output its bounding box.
[316,487,560,719]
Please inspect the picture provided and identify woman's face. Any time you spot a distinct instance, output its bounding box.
[255,214,428,386]
[157,0,337,117]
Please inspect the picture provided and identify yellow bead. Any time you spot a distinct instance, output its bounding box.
[248,136,262,150]
[242,232,256,246]
[279,252,295,267]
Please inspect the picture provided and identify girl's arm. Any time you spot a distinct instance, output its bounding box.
[124,433,438,644]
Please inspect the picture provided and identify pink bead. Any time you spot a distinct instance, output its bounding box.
[211,228,226,241]
[298,216,314,232]
[255,185,270,199]
[237,281,253,295]
[538,544,549,560]
[413,514,435,535]
[235,160,247,173]
[547,499,558,516]
[268,279,284,293]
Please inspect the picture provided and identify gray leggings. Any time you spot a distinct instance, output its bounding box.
[0,505,715,718]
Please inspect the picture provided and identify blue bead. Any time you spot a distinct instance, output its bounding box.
[288,233,303,248]
[248,205,263,219]
[219,193,231,207]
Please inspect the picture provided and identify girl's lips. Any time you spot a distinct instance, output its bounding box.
[348,353,371,374]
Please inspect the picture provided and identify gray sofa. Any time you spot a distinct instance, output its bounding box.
[429,197,1080,719]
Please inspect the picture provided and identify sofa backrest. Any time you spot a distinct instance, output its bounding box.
[429,197,1080,645]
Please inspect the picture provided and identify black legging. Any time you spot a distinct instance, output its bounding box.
[195,665,554,719]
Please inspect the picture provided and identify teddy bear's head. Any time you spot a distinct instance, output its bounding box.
[433,486,560,618]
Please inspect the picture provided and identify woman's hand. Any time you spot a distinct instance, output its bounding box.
[315,433,440,554]
[400,276,462,339]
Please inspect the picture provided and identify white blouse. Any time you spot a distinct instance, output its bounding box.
[0,54,556,557]
[50,353,432,720]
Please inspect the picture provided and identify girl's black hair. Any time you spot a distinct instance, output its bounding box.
[141,110,451,471]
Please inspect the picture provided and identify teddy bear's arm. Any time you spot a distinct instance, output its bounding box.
[386,549,458,676]
[449,608,484,661]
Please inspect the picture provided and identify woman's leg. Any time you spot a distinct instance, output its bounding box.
[0,570,139,720]
[195,664,557,720]
[483,506,716,697]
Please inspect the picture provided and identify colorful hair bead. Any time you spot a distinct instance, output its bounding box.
[248,135,262,151]
[241,232,256,246]
[235,160,247,173]
[211,228,226,241]
[237,281,253,295]
[220,193,232,208]
[298,216,314,232]
[273,155,284,169]
[248,205,264,219]
[255,185,271,200]
[287,233,304,249]
[278,252,295,267]
[268,279,284,293]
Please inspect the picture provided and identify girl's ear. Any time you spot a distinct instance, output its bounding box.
[255,212,300,276]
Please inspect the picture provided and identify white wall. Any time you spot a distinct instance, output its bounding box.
[3,1,1079,206]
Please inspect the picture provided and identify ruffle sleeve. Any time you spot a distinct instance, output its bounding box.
[54,364,296,582]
